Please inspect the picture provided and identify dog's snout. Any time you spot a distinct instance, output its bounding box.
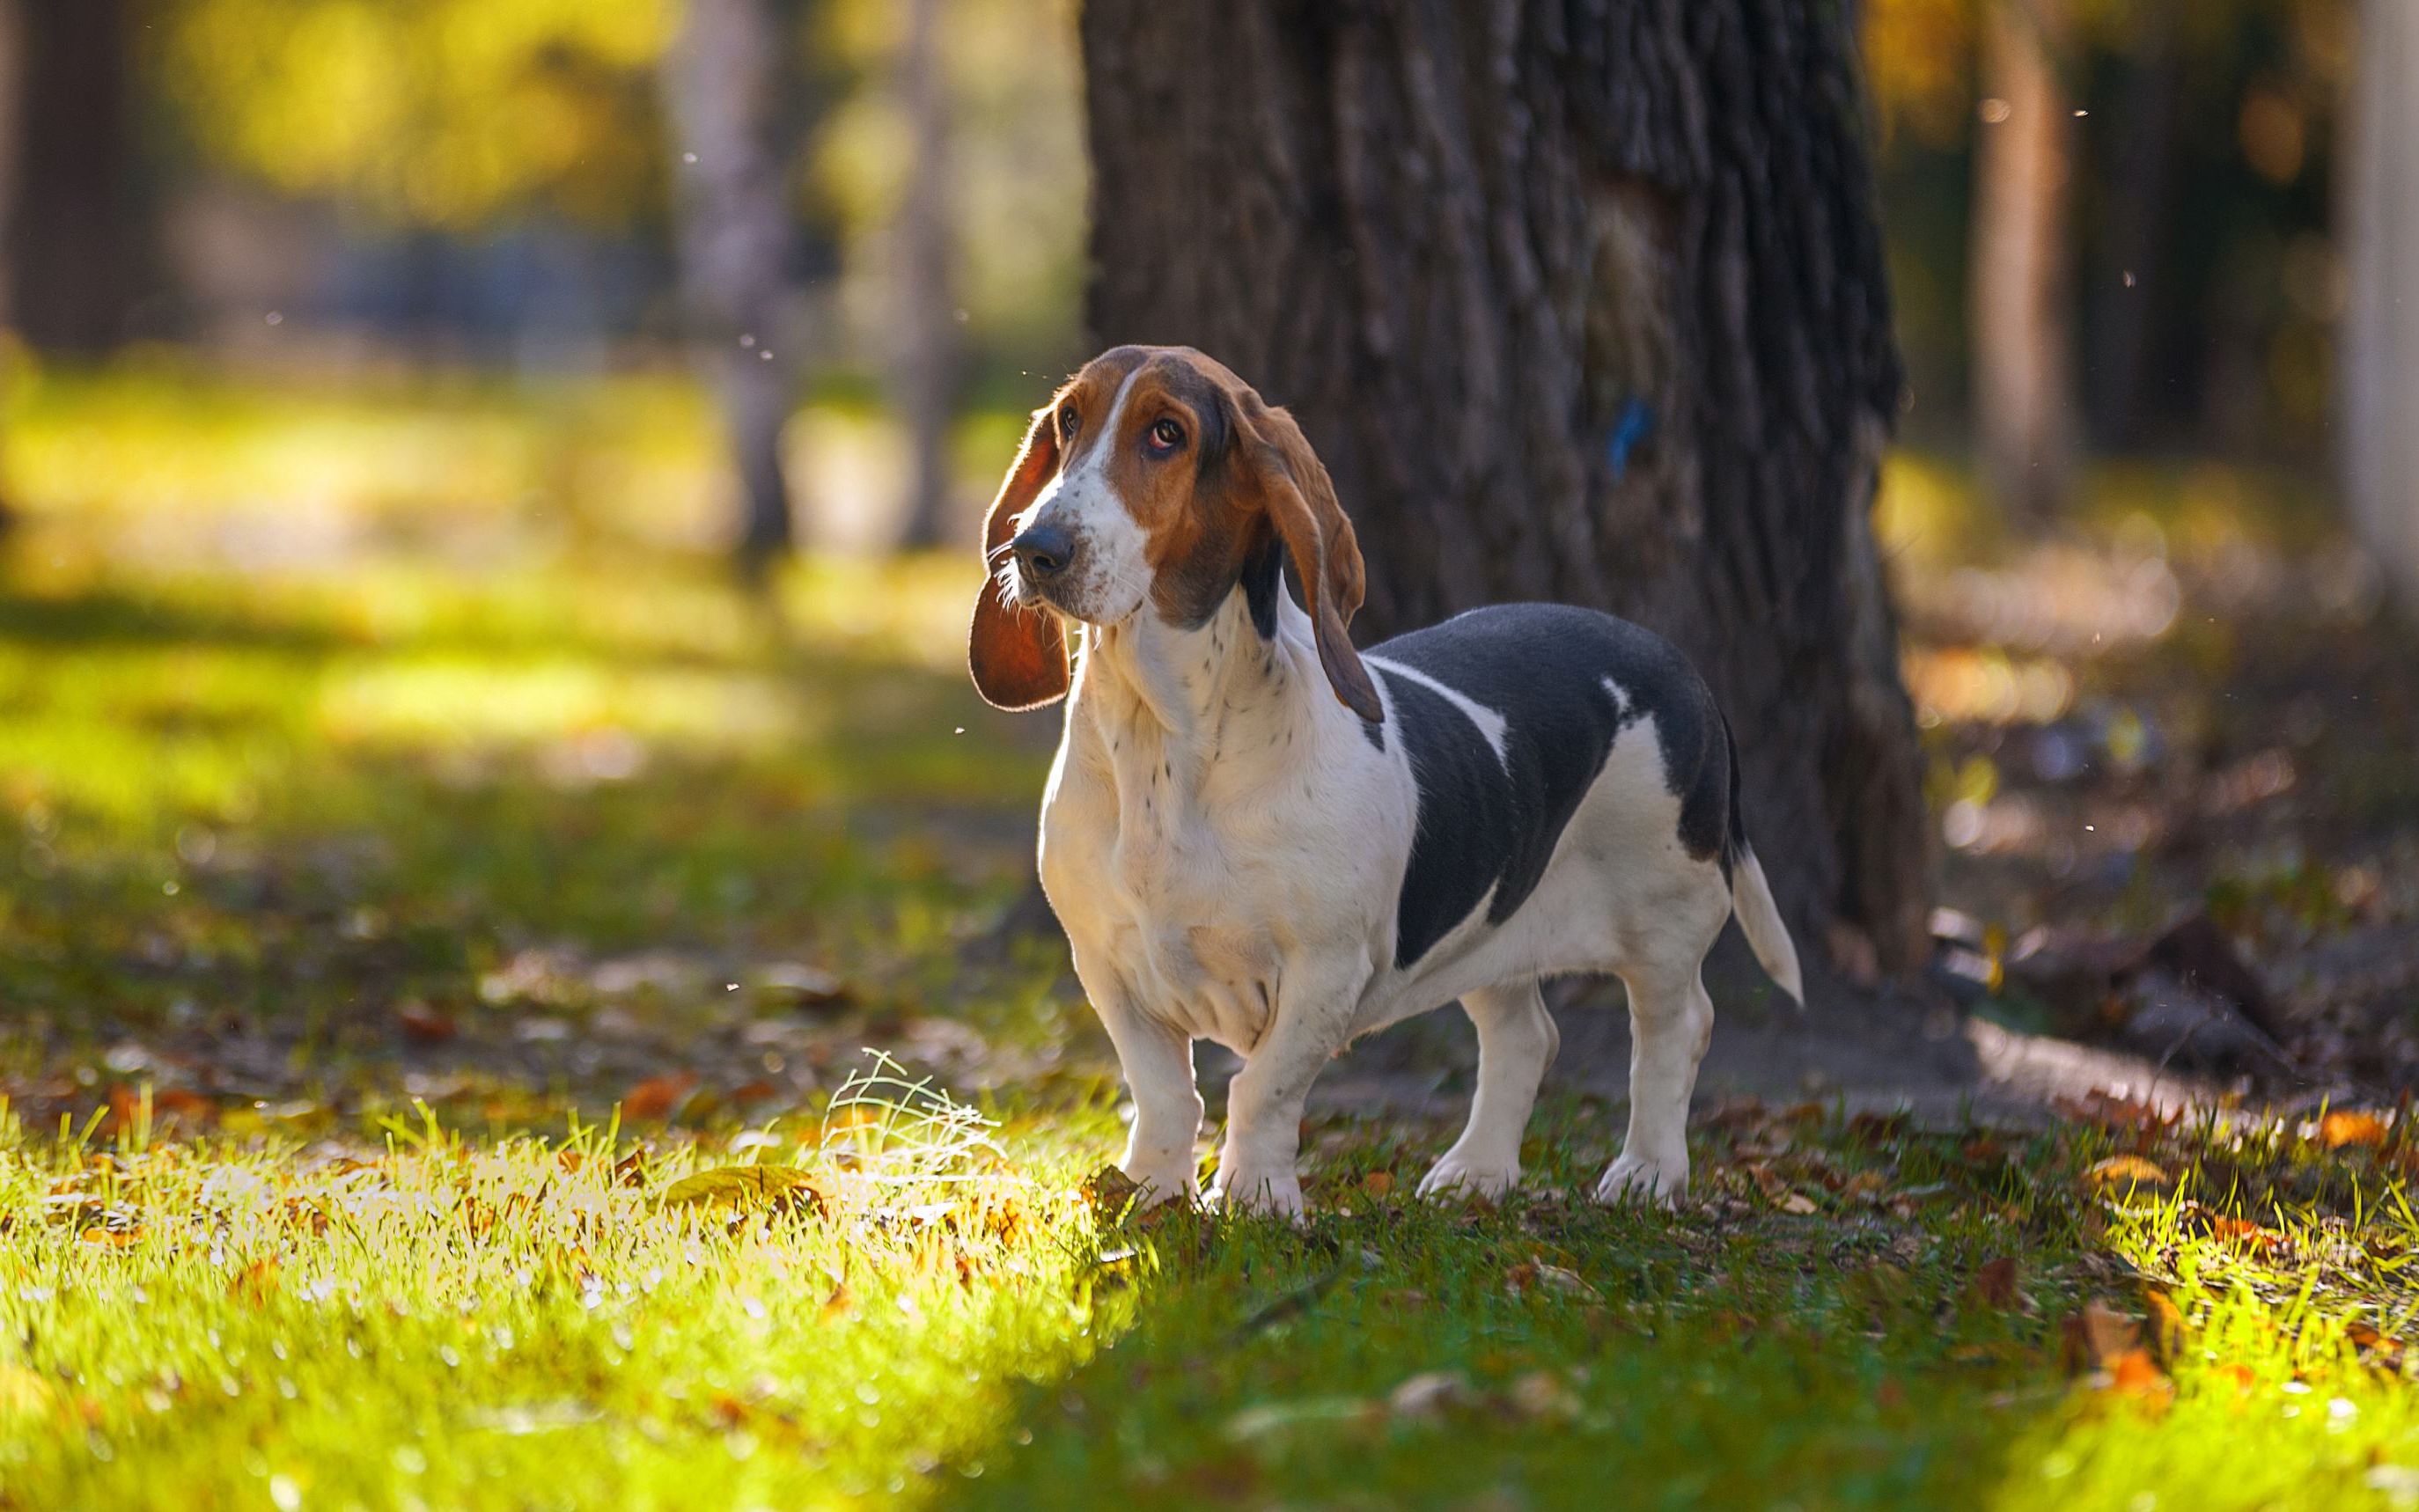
[1011,522,1077,583]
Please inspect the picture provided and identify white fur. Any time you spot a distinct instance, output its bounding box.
[1011,371,1154,625]
[1035,576,1791,1218]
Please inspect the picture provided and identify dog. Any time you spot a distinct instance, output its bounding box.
[969,346,1802,1216]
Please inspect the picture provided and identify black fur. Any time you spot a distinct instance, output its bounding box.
[1370,605,1733,970]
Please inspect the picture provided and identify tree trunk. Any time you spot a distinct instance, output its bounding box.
[2084,2,2176,451]
[893,0,961,550]
[663,0,807,570]
[2343,0,2419,609]
[10,0,143,354]
[1082,0,1929,986]
[1969,0,2076,523]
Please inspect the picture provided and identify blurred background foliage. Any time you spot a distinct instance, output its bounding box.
[0,0,2366,554]
[0,0,2411,1107]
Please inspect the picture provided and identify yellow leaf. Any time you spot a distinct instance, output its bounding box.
[659,1165,830,1217]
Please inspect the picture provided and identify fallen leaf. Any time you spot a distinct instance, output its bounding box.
[2062,1300,2143,1374]
[1504,1259,1599,1302]
[1386,1370,1473,1421]
[2209,1215,2282,1251]
[2107,1347,2173,1404]
[2320,1111,2389,1149]
[0,1364,53,1419]
[1970,1256,2020,1310]
[820,1282,856,1320]
[1505,1370,1582,1421]
[1081,1164,1143,1220]
[2349,1321,2405,1369]
[153,1089,216,1125]
[2143,1290,2186,1364]
[731,1080,779,1105]
[1360,1171,1394,1199]
[232,1258,281,1307]
[622,1074,701,1121]
[1778,1192,1819,1215]
[396,1002,458,1046]
[2084,1155,2171,1195]
[658,1164,830,1218]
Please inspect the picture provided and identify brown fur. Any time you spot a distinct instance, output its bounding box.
[969,347,1379,723]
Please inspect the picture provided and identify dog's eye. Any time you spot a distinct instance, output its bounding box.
[1057,407,1078,438]
[1147,418,1185,453]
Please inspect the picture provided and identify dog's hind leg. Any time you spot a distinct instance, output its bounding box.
[1594,962,1714,1207]
[1417,979,1558,1201]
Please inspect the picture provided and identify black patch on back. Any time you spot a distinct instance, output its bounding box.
[1373,604,1732,969]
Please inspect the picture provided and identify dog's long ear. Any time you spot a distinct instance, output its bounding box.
[1232,393,1381,723]
[968,406,1070,709]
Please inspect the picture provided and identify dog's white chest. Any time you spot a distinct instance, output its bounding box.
[1040,734,1291,1050]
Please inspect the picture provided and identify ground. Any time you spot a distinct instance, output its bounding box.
[1,368,2415,1508]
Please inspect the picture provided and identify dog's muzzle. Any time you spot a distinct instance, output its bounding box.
[1008,521,1078,609]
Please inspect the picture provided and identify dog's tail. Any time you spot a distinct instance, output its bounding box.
[1721,720,1805,1008]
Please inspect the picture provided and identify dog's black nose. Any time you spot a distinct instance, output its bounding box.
[1011,522,1076,583]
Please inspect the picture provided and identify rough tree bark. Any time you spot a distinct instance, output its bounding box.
[2342,0,2419,609]
[1083,0,1929,985]
[1969,0,2076,521]
[663,0,808,570]
[893,0,961,549]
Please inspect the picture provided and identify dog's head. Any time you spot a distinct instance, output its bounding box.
[968,345,1378,721]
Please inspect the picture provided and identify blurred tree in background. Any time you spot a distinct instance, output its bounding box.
[661,0,815,569]
[1867,0,2349,473]
[0,0,2392,588]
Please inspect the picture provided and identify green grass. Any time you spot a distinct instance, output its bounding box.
[1,377,2414,1507]
[4,1090,2415,1509]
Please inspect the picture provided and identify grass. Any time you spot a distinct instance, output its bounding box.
[1,370,2415,1507]
[4,1089,2415,1509]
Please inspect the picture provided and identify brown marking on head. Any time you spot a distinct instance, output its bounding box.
[969,346,1378,723]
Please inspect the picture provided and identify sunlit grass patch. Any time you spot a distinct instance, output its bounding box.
[973,1100,2419,1511]
[0,1063,1131,1511]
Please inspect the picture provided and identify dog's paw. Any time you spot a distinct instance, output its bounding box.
[1415,1155,1519,1202]
[1122,1166,1199,1212]
[1592,1151,1687,1208]
[1203,1169,1306,1222]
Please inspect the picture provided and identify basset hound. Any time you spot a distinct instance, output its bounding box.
[970,345,1802,1216]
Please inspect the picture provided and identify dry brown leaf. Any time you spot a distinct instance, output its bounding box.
[622,1074,701,1121]
[2209,1215,2282,1251]
[820,1281,856,1320]
[2084,1155,2171,1194]
[231,1257,281,1307]
[1504,1259,1599,1302]
[396,1002,458,1046]
[1970,1256,2020,1310]
[2143,1290,2186,1364]
[1360,1171,1395,1199]
[1778,1192,1819,1215]
[2320,1111,2389,1149]
[2062,1300,2143,1374]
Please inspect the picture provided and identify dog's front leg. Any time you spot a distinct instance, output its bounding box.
[1207,965,1365,1220]
[1099,1006,1203,1207]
